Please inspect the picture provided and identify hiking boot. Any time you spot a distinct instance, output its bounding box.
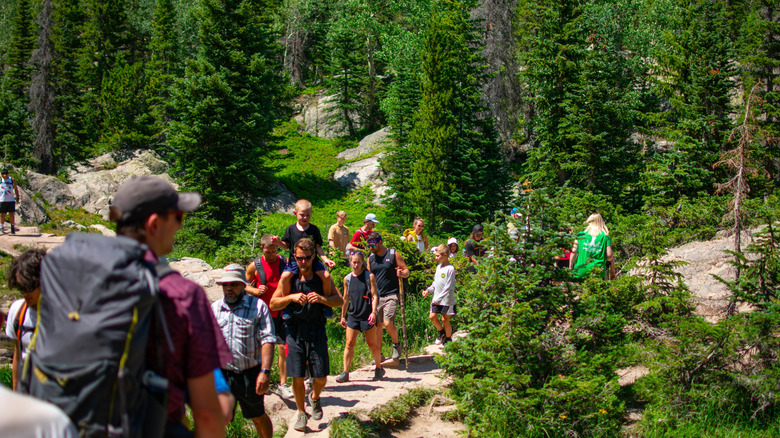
[335,371,349,383]
[293,412,307,431]
[391,343,401,360]
[442,337,453,345]
[310,396,323,420]
[372,367,385,381]
[276,383,293,399]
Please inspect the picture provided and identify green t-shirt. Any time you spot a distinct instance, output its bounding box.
[572,231,612,279]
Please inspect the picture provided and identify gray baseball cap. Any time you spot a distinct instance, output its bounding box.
[111,175,201,222]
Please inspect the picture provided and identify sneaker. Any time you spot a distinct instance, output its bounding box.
[442,337,453,345]
[276,383,293,399]
[435,329,445,345]
[335,371,349,383]
[293,412,307,432]
[372,367,385,381]
[391,343,401,360]
[310,396,323,420]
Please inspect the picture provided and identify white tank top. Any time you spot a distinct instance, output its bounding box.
[0,177,15,202]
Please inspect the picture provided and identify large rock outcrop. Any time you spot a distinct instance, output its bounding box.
[333,128,392,205]
[294,94,363,139]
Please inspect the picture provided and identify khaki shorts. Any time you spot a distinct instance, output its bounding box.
[377,293,399,323]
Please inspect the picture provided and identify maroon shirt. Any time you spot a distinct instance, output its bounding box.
[145,251,233,424]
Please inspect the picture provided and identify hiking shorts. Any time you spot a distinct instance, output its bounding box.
[431,303,457,316]
[346,317,375,332]
[222,366,266,419]
[0,202,14,214]
[286,322,330,378]
[377,293,399,323]
[273,316,286,344]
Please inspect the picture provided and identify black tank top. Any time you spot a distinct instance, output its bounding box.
[346,271,372,321]
[369,248,398,297]
[289,274,326,322]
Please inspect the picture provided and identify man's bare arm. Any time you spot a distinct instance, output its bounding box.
[188,372,226,438]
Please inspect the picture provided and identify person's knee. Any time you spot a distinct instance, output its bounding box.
[429,313,438,321]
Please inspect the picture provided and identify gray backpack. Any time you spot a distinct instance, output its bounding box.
[21,233,170,438]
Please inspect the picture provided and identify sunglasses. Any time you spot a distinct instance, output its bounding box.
[295,254,315,262]
[223,281,244,287]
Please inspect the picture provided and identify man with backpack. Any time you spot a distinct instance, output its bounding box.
[366,232,410,361]
[244,234,293,399]
[110,176,234,437]
[0,168,20,234]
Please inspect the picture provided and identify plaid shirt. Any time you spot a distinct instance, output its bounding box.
[212,292,276,372]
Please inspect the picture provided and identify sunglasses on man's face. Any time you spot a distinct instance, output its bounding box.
[295,254,314,262]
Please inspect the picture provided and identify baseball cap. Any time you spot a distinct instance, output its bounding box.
[216,263,248,284]
[364,213,379,223]
[447,237,458,245]
[111,176,201,222]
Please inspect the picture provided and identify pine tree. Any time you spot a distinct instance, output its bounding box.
[2,0,36,164]
[145,0,180,146]
[324,12,367,137]
[402,0,510,233]
[169,0,286,223]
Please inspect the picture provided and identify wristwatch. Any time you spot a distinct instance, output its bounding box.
[260,369,272,375]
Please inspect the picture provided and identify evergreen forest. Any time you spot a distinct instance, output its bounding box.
[1,0,780,436]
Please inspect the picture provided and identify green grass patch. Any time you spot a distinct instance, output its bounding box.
[39,206,114,236]
[368,387,438,428]
[0,364,12,388]
[329,412,378,438]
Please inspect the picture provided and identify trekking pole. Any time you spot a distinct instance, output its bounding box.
[398,277,409,370]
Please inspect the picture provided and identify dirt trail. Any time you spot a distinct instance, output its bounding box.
[265,346,463,438]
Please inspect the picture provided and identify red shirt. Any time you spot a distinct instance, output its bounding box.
[256,255,283,318]
[145,251,233,424]
[349,229,370,250]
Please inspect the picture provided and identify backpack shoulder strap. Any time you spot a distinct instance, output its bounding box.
[255,257,267,285]
[14,301,28,342]
[388,248,396,266]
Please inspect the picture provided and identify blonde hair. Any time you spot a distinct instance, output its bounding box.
[294,199,312,212]
[435,244,448,256]
[336,210,347,218]
[585,213,609,237]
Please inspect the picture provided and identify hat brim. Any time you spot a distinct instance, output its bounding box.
[177,193,202,212]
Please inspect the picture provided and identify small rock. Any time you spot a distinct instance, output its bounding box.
[61,220,87,231]
[89,224,116,237]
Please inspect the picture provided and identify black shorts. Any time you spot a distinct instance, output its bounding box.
[286,322,329,378]
[221,366,266,419]
[0,202,14,214]
[273,316,287,344]
[346,317,374,332]
[431,303,457,316]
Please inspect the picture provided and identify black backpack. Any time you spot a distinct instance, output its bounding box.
[21,233,171,438]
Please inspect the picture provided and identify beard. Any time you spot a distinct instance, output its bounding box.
[225,290,244,305]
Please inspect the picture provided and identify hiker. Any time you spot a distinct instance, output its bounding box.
[570,213,615,280]
[335,251,384,383]
[111,175,233,437]
[464,224,486,267]
[327,210,350,256]
[270,238,342,432]
[423,245,456,345]
[271,199,334,318]
[0,168,20,234]
[244,234,293,399]
[0,385,78,437]
[405,217,429,252]
[5,248,46,390]
[212,264,276,438]
[447,237,459,259]
[366,231,410,362]
[346,213,379,253]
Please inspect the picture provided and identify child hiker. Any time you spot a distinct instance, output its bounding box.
[423,244,456,345]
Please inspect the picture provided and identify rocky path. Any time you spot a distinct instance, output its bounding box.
[264,346,462,438]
